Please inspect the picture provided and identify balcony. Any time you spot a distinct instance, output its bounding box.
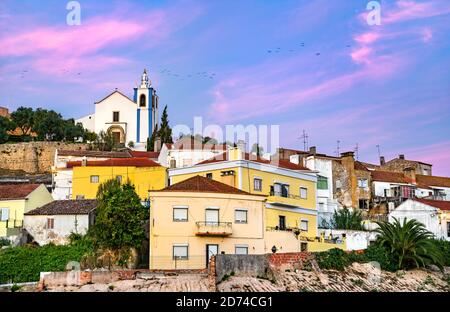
[195,222,232,237]
[267,190,303,207]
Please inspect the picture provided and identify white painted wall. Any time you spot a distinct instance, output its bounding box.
[373,181,392,197]
[389,199,449,241]
[320,229,378,251]
[160,149,225,168]
[52,170,73,200]
[24,214,90,245]
[76,114,95,132]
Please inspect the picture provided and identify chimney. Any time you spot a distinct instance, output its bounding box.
[309,146,317,155]
[399,154,405,160]
[380,156,385,166]
[81,156,87,166]
[237,140,246,153]
[403,167,416,184]
[340,151,355,159]
[154,136,162,152]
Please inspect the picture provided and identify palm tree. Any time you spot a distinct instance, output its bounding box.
[375,218,444,270]
[329,208,364,230]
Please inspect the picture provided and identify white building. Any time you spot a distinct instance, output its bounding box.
[76,69,159,151]
[295,153,340,226]
[158,137,229,168]
[389,198,450,241]
[24,200,96,245]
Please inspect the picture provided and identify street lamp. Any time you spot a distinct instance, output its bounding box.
[271,245,277,254]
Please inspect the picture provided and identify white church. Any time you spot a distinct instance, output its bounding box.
[76,69,159,151]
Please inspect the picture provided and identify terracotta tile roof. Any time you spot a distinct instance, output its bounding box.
[25,200,97,215]
[159,175,251,195]
[416,174,450,188]
[371,170,412,184]
[129,151,160,158]
[354,161,370,171]
[414,198,450,211]
[67,157,162,168]
[0,184,41,200]
[171,137,227,151]
[197,152,311,171]
[58,150,131,158]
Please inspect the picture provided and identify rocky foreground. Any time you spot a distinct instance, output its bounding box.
[14,263,449,292]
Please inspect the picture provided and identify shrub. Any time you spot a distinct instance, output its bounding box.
[430,239,450,267]
[364,244,397,272]
[0,237,11,247]
[0,240,93,284]
[315,248,349,271]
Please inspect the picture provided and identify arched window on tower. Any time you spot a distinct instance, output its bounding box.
[139,94,146,107]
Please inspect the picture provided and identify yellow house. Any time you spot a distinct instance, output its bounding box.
[149,175,267,269]
[0,184,53,238]
[169,147,320,253]
[69,158,167,200]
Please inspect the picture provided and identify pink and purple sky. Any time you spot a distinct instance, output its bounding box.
[0,0,449,175]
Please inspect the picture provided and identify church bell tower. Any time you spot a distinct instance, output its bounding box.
[133,69,159,144]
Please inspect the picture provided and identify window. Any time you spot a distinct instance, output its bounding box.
[300,219,309,231]
[300,187,308,199]
[173,207,188,222]
[206,173,213,180]
[139,94,146,107]
[300,242,308,252]
[116,175,122,183]
[317,176,328,190]
[335,180,342,191]
[113,111,120,122]
[90,175,99,183]
[76,195,85,200]
[235,245,248,255]
[47,218,54,230]
[359,199,369,209]
[253,178,262,191]
[0,208,9,221]
[235,209,248,223]
[358,179,368,188]
[273,183,289,197]
[173,245,188,260]
[278,216,286,230]
[205,208,219,225]
[447,222,450,237]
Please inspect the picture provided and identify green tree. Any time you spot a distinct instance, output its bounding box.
[375,218,444,270]
[10,106,34,136]
[33,108,65,141]
[328,207,364,230]
[84,131,97,143]
[158,105,173,144]
[94,130,115,151]
[63,119,84,142]
[0,116,15,143]
[147,125,159,152]
[90,180,148,260]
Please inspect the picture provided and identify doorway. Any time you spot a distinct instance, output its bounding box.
[206,244,219,267]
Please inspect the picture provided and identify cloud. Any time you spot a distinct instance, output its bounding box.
[383,0,450,24]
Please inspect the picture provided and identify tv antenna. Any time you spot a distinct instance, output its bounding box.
[298,130,309,151]
[354,143,359,160]
[376,145,381,159]
[335,140,341,157]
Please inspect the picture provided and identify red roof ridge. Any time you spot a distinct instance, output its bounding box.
[0,183,41,200]
[413,198,450,211]
[67,157,162,168]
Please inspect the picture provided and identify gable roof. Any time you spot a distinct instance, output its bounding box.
[197,151,311,171]
[416,174,450,188]
[25,200,97,215]
[371,170,412,184]
[159,175,251,195]
[0,184,41,200]
[95,90,136,105]
[414,198,450,211]
[67,157,162,168]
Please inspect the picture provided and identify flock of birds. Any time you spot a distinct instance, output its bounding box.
[16,42,354,81]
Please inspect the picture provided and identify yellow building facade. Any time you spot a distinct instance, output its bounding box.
[149,175,267,269]
[69,158,167,200]
[168,148,320,253]
[0,184,53,237]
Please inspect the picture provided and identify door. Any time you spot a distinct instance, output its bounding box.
[279,216,286,230]
[205,208,219,226]
[206,244,219,267]
[112,131,121,144]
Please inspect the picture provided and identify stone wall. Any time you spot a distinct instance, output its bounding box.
[0,142,88,174]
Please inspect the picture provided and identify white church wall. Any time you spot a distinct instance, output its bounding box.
[76,114,95,132]
[94,92,137,144]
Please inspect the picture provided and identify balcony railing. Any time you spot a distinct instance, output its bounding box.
[195,221,232,237]
[269,190,302,200]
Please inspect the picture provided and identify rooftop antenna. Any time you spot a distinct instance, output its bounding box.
[376,145,381,159]
[298,130,309,151]
[354,143,359,160]
[335,140,341,157]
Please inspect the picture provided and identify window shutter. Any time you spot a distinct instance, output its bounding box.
[0,208,9,221]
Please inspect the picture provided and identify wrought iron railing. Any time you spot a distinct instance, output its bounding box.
[196,221,232,227]
[269,190,302,200]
